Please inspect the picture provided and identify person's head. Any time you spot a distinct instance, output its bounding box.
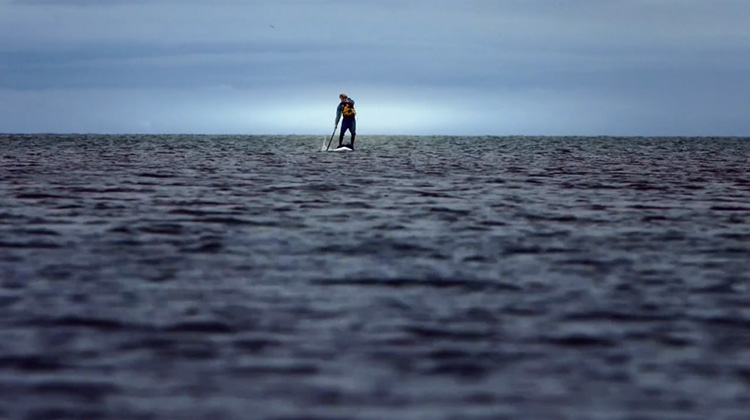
[339,93,348,102]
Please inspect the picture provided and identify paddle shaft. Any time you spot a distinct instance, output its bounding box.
[325,126,337,151]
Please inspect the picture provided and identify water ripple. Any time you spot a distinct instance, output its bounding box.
[1,134,749,420]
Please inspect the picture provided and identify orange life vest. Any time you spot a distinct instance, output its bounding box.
[343,103,356,118]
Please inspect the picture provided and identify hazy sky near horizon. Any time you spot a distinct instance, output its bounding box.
[1,0,749,135]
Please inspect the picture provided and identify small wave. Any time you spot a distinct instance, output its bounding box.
[427,206,471,215]
[404,324,492,340]
[197,216,266,225]
[0,240,62,249]
[234,362,319,376]
[0,355,65,372]
[162,320,236,334]
[711,205,750,212]
[25,316,133,331]
[135,172,175,178]
[312,278,522,292]
[181,240,224,253]
[427,360,489,378]
[541,333,617,348]
[29,379,119,402]
[168,208,223,216]
[138,223,185,235]
[232,337,284,353]
[15,193,68,200]
[10,228,60,236]
[415,190,459,198]
[562,310,678,323]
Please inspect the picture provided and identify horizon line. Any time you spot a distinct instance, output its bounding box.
[2,132,749,139]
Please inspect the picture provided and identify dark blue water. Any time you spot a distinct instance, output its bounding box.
[1,134,749,420]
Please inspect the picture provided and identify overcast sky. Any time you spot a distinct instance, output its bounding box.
[1,0,748,135]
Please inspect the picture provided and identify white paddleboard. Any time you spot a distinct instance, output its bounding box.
[320,137,353,152]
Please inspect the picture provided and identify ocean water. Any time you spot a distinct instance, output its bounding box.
[0,134,749,420]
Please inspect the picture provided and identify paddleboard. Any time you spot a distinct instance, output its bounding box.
[319,137,353,152]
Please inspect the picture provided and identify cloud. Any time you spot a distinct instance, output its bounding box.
[1,0,749,134]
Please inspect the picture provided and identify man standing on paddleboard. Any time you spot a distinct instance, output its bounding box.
[335,93,356,150]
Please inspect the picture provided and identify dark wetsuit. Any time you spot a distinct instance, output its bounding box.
[335,98,356,149]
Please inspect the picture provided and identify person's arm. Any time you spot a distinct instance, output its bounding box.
[335,103,342,126]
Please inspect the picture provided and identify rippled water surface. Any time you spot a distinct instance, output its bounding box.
[1,134,749,420]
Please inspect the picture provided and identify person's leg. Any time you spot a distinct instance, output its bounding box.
[350,119,356,150]
[339,119,351,147]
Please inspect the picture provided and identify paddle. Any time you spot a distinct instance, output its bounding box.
[325,126,337,151]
